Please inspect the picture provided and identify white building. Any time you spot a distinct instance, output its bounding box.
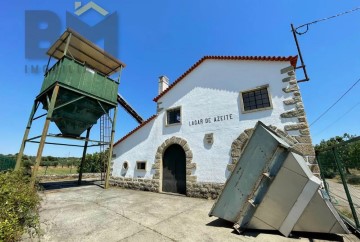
[110,56,317,198]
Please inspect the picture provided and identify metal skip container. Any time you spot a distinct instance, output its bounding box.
[209,121,349,236]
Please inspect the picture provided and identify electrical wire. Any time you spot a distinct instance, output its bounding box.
[312,102,360,137]
[309,78,360,127]
[295,6,360,35]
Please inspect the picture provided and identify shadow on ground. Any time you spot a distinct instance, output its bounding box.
[206,218,234,228]
[207,219,345,241]
[39,179,103,191]
[290,232,344,242]
[245,230,345,241]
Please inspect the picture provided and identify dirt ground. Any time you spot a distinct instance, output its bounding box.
[327,180,360,223]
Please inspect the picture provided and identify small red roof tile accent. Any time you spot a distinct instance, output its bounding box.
[153,55,298,102]
[114,115,157,146]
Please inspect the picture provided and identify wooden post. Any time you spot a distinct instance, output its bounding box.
[78,127,91,185]
[15,101,39,170]
[30,85,60,187]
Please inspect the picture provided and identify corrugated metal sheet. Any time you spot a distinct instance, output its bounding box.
[41,57,118,104]
[47,28,125,76]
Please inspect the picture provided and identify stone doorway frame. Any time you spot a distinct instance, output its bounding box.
[152,136,197,194]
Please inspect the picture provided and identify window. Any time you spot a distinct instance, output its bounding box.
[123,161,129,170]
[136,161,146,170]
[241,86,272,112]
[166,107,181,125]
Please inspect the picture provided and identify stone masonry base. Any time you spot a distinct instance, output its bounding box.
[110,177,224,199]
[110,177,159,192]
[39,173,101,181]
[186,182,224,199]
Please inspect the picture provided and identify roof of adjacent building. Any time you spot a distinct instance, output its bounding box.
[153,55,298,102]
[114,115,157,146]
[114,55,297,146]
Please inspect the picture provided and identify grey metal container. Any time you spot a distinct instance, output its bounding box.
[209,121,349,236]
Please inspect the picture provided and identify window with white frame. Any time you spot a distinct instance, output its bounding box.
[166,107,181,125]
[241,85,272,112]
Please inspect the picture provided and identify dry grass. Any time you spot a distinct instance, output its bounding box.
[338,207,354,220]
[37,166,78,175]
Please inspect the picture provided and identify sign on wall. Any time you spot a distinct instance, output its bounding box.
[188,114,234,126]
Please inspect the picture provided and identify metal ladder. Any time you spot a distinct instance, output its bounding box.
[100,113,111,181]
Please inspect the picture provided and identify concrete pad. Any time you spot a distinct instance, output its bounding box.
[120,228,173,242]
[24,181,357,242]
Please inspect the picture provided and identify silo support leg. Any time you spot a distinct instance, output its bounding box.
[78,127,91,185]
[30,85,60,187]
[105,107,118,189]
[15,101,39,170]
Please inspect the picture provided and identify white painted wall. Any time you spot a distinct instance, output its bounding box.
[112,59,299,183]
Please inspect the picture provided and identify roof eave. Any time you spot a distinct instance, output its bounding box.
[113,115,157,147]
[153,55,298,102]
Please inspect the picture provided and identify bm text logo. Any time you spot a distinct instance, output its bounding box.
[25,1,119,61]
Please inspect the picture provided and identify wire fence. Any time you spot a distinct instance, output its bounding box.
[0,155,16,172]
[316,136,360,231]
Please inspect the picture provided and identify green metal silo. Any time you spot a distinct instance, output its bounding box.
[15,29,126,188]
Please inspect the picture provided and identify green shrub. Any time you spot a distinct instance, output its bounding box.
[322,170,336,179]
[0,155,16,172]
[77,151,107,173]
[0,171,41,241]
[347,175,360,185]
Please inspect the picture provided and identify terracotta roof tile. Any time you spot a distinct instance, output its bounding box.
[153,55,298,102]
[114,115,157,146]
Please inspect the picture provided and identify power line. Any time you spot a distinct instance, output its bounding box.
[309,78,360,127]
[295,6,360,35]
[313,102,360,137]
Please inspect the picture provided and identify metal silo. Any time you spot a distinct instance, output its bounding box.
[15,29,128,188]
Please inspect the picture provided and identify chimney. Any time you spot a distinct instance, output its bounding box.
[158,76,169,95]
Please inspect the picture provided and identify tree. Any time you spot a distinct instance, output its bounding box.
[41,160,53,175]
[53,161,59,168]
[66,159,73,168]
[77,151,108,173]
[58,158,68,168]
[315,133,360,176]
[46,156,56,161]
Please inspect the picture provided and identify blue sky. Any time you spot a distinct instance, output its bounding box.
[0,0,359,157]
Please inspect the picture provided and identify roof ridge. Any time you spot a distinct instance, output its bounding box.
[153,55,298,102]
